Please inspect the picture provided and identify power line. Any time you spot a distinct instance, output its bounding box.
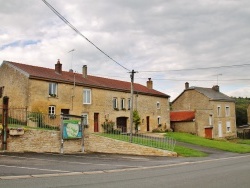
[41,0,130,72]
[139,63,250,72]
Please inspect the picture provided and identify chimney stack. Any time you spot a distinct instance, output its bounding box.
[55,59,62,74]
[82,65,87,78]
[147,78,153,89]
[212,85,220,92]
[185,82,189,89]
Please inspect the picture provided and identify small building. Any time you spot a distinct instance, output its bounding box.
[0,60,170,133]
[171,82,237,139]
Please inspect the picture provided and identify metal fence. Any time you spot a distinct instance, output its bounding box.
[98,130,176,151]
[0,108,60,130]
[237,131,250,139]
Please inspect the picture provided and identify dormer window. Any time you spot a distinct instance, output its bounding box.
[49,83,57,97]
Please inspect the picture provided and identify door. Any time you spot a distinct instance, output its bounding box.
[116,117,127,132]
[218,122,223,137]
[205,127,213,139]
[94,113,99,132]
[146,116,150,132]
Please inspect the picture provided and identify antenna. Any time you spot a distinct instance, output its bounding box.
[216,74,222,85]
[68,49,75,70]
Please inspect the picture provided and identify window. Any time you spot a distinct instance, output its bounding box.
[48,105,56,118]
[49,83,57,97]
[82,113,88,125]
[217,106,221,116]
[83,89,91,104]
[157,116,161,125]
[113,97,118,109]
[121,98,125,109]
[157,101,160,109]
[225,106,230,116]
[226,121,231,132]
[209,114,213,126]
[128,98,131,110]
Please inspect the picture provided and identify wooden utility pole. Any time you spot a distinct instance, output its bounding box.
[2,96,9,150]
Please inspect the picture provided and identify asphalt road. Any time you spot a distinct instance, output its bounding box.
[0,150,250,188]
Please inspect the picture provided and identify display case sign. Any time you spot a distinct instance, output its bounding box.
[63,120,82,139]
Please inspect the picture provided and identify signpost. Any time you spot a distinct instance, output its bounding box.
[60,114,85,153]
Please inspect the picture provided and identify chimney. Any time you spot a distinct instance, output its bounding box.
[212,85,220,92]
[147,78,153,89]
[82,65,87,78]
[185,82,189,89]
[55,59,62,74]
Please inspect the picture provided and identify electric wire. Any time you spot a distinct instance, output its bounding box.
[41,0,130,72]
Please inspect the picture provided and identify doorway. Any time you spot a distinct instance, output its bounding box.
[116,117,127,132]
[94,113,99,132]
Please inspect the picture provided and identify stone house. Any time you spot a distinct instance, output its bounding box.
[171,82,237,138]
[0,60,170,133]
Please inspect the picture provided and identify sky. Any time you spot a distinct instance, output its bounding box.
[0,0,250,101]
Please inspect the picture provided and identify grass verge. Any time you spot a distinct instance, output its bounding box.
[99,133,207,157]
[166,132,250,153]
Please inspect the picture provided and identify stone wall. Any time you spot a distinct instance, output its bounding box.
[0,129,176,157]
[84,134,177,157]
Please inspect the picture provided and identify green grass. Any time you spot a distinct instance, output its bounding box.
[98,133,207,157]
[237,139,250,145]
[166,132,250,153]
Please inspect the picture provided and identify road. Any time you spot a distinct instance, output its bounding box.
[0,151,250,188]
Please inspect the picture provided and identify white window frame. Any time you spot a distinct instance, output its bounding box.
[49,83,57,97]
[121,98,125,109]
[83,89,91,104]
[226,121,231,132]
[217,106,221,117]
[225,106,230,117]
[48,105,56,118]
[209,114,213,126]
[82,113,88,125]
[128,98,131,110]
[113,97,118,109]
[157,116,161,125]
[157,101,160,109]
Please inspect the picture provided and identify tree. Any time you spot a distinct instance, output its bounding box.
[133,110,141,132]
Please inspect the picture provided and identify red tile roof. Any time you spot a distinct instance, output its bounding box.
[5,61,169,98]
[170,111,195,122]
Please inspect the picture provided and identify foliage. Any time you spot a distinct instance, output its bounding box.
[232,97,250,126]
[166,132,250,153]
[101,119,116,133]
[133,110,141,132]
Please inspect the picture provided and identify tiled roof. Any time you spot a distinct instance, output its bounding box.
[4,61,169,98]
[188,86,234,102]
[170,111,195,122]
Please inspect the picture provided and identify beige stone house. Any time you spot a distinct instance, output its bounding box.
[0,60,170,133]
[171,82,237,138]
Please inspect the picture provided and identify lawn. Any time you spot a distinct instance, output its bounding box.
[99,133,207,157]
[166,132,250,153]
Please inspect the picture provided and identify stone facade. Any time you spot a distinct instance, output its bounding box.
[0,129,177,157]
[171,84,237,138]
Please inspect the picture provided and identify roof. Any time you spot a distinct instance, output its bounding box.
[189,86,234,102]
[170,111,195,122]
[3,61,169,98]
[172,86,234,103]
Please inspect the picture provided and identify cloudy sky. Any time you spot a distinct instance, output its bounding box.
[1,0,250,100]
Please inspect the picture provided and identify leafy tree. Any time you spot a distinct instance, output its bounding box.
[232,97,250,126]
[133,110,141,132]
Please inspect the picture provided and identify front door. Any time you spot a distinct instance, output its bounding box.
[218,122,223,137]
[205,128,213,139]
[94,113,99,132]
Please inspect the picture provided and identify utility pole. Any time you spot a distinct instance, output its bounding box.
[2,96,9,150]
[129,70,136,143]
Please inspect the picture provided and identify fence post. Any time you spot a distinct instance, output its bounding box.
[2,96,9,150]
